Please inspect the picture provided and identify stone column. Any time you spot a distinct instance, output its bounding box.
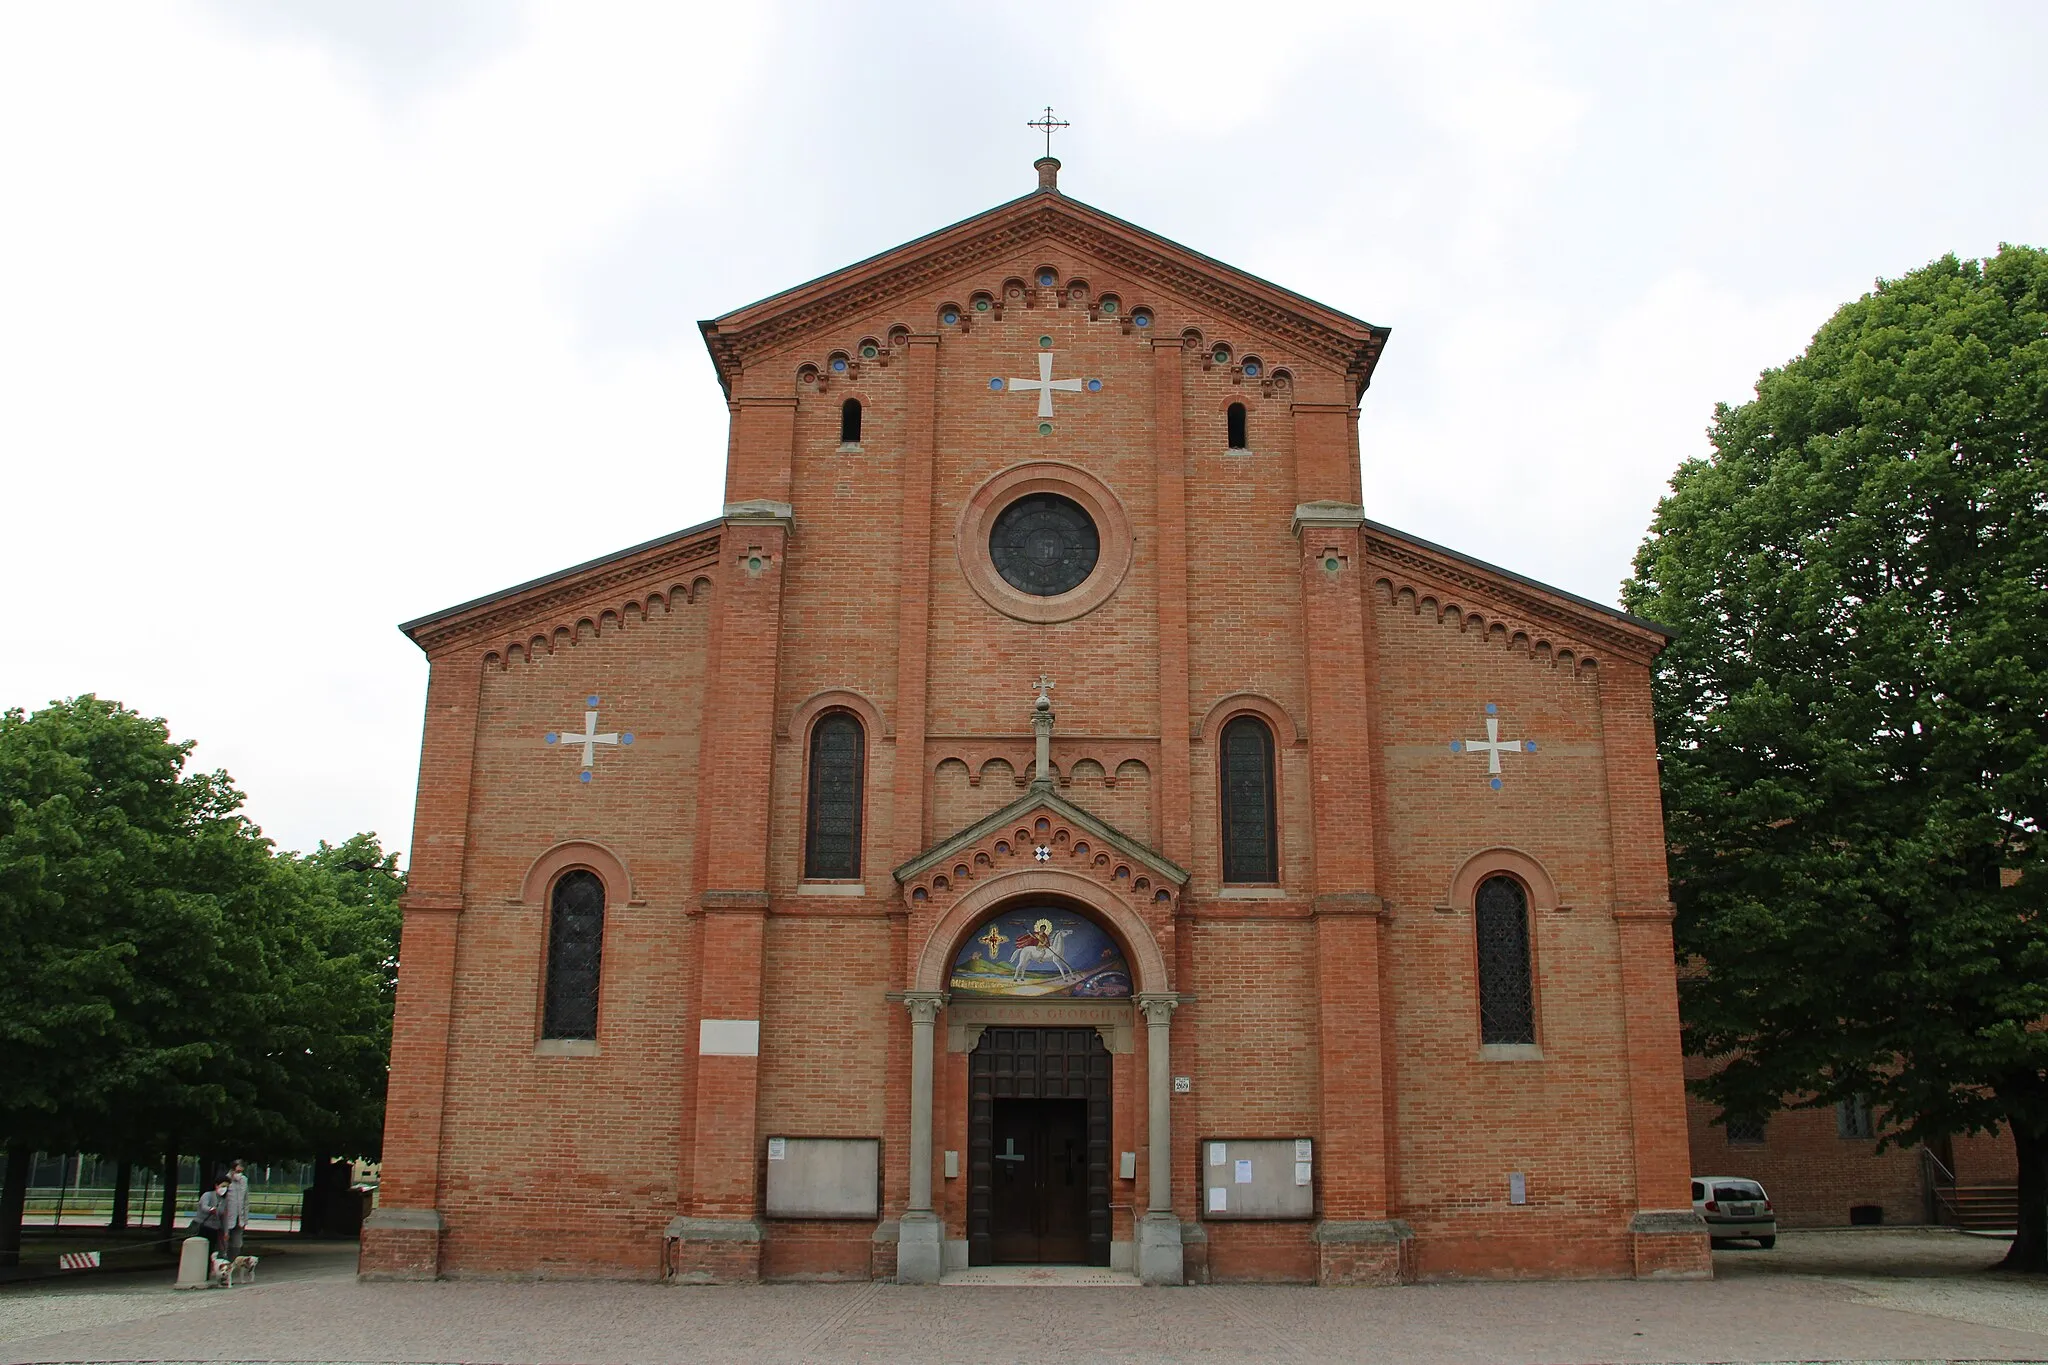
[897,991,947,1284]
[1135,993,1183,1285]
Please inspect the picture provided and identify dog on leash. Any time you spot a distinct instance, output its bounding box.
[208,1253,259,1287]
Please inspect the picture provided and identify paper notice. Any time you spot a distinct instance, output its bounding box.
[766,1137,786,1161]
[1208,1186,1227,1213]
[1295,1139,1313,1161]
[1295,1161,1312,1186]
[1208,1142,1226,1167]
[1234,1159,1253,1184]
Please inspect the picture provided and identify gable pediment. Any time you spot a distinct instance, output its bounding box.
[895,782,1188,914]
[701,188,1389,400]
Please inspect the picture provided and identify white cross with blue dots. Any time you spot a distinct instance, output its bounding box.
[1450,703,1536,790]
[545,695,634,783]
[990,348,1101,423]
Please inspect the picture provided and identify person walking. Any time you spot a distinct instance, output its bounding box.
[194,1176,231,1261]
[224,1160,250,1258]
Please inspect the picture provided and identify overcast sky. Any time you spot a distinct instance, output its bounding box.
[3,2,2043,862]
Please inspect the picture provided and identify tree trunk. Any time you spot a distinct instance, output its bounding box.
[109,1160,132,1230]
[156,1151,179,1235]
[0,1147,29,1268]
[2000,1119,2047,1273]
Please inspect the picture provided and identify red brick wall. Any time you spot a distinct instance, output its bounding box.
[1681,1073,1927,1228]
[373,221,1690,1282]
[1680,1058,2018,1225]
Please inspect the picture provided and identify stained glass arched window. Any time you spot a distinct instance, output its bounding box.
[543,869,605,1039]
[805,711,866,879]
[1219,715,1278,883]
[1475,874,1534,1044]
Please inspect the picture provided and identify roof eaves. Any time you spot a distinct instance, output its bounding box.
[399,514,723,641]
[699,186,1391,397]
[1361,517,1676,640]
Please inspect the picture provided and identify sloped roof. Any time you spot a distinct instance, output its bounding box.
[700,182,1391,401]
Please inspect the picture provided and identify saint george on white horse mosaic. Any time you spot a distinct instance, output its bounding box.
[951,909,1132,999]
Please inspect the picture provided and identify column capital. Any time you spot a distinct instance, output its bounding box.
[723,499,795,531]
[900,991,948,1024]
[1291,500,1366,539]
[1135,993,1181,1026]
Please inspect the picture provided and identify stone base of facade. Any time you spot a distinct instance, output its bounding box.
[358,1208,444,1280]
[663,1217,763,1283]
[894,1212,944,1284]
[1137,1211,1185,1285]
[1312,1219,1415,1285]
[1629,1210,1713,1279]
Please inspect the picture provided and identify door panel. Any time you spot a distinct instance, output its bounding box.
[990,1099,1089,1263]
[967,1026,1112,1266]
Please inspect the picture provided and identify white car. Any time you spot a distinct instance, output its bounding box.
[1692,1175,1776,1248]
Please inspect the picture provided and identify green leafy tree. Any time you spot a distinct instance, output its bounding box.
[0,697,251,1262]
[0,698,402,1261]
[1625,246,2048,1270]
[259,836,403,1161]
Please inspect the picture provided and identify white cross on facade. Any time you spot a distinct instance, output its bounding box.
[1006,351,1086,418]
[1449,704,1536,791]
[1035,845,1052,862]
[545,695,635,783]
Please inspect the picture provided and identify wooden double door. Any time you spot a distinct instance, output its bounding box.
[968,1026,1111,1266]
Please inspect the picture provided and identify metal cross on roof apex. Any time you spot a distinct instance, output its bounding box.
[1028,106,1070,158]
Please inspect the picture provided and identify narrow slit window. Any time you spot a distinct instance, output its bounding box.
[805,712,866,878]
[543,869,605,1039]
[1226,403,1248,450]
[840,398,863,445]
[1219,715,1278,882]
[1475,875,1534,1044]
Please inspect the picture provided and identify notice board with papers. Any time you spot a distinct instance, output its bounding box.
[763,1136,881,1219]
[1199,1137,1315,1220]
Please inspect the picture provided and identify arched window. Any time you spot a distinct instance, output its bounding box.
[543,869,605,1039]
[1219,715,1277,882]
[805,712,866,878]
[1475,875,1534,1044]
[840,398,863,445]
[1226,402,1248,450]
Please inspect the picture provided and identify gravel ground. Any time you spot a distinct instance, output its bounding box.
[0,1229,2040,1365]
[1714,1229,2048,1342]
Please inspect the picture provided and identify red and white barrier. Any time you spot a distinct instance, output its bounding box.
[58,1250,101,1270]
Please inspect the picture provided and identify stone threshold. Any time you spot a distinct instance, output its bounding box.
[937,1265,1140,1287]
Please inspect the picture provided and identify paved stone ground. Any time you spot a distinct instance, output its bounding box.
[1,1230,2043,1365]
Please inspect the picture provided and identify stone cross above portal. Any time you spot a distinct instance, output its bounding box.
[545,695,634,783]
[1449,703,1536,791]
[1031,676,1056,787]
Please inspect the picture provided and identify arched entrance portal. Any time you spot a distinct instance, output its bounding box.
[945,902,1132,1267]
[897,872,1181,1284]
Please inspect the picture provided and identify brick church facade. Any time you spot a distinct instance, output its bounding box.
[361,157,1711,1284]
